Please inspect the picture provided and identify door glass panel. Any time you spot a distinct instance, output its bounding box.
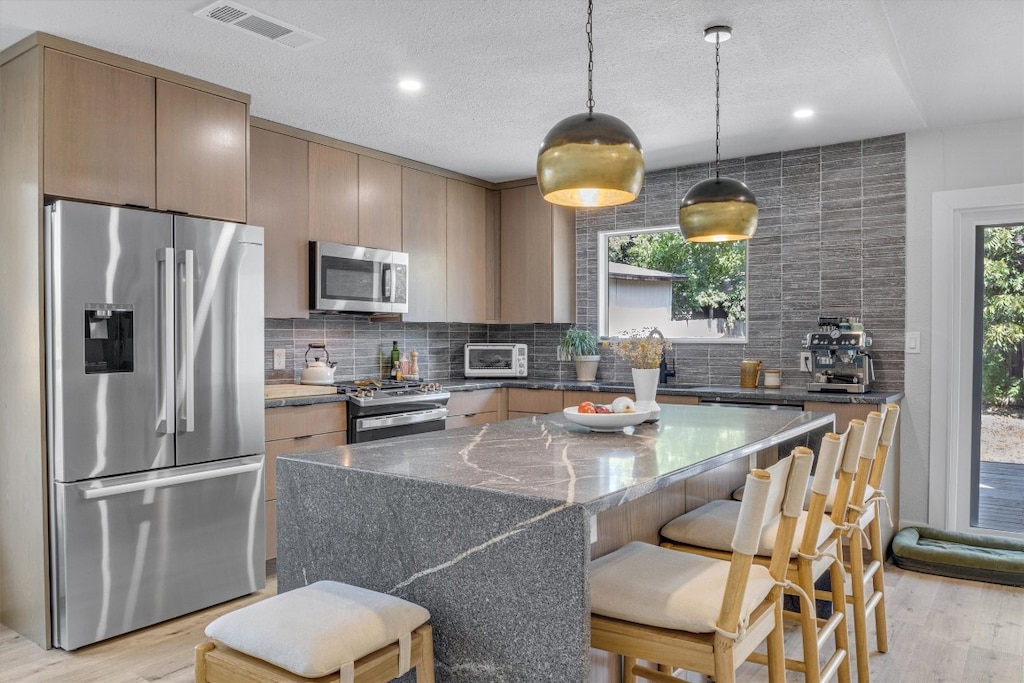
[973,223,1024,533]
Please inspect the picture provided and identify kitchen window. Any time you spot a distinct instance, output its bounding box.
[598,226,747,342]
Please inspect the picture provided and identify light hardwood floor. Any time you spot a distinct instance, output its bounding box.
[1,564,1021,682]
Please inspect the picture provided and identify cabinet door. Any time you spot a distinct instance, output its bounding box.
[308,143,358,245]
[156,80,247,221]
[251,127,309,319]
[500,184,575,323]
[447,179,487,322]
[508,388,563,414]
[402,168,446,322]
[43,49,155,208]
[358,156,402,250]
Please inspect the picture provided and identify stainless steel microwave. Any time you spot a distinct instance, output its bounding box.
[310,241,408,313]
[464,343,528,378]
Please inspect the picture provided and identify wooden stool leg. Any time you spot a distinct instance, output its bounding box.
[416,624,435,683]
[829,558,852,683]
[766,597,786,683]
[194,641,215,683]
[847,532,871,683]
[868,513,889,653]
[796,559,822,683]
[618,655,634,683]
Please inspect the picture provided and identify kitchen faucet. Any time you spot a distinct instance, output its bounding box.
[647,328,676,385]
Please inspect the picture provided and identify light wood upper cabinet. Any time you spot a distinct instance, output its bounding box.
[43,49,156,208]
[358,156,402,250]
[251,127,309,319]
[500,184,576,323]
[156,80,247,222]
[446,179,488,322]
[402,167,447,322]
[308,143,358,244]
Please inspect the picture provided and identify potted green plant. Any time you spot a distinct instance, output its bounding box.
[559,326,601,382]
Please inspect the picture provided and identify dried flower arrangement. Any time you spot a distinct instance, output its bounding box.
[609,328,672,369]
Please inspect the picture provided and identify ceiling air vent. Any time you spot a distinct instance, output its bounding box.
[194,1,324,50]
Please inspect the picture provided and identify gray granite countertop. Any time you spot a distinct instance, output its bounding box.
[264,379,902,409]
[281,403,834,515]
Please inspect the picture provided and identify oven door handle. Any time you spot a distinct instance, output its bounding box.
[355,408,449,432]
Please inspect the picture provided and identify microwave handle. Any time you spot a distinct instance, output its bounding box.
[382,264,392,301]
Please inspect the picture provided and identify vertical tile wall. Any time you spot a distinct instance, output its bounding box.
[267,134,905,391]
[577,134,906,390]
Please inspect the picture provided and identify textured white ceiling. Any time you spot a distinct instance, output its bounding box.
[1,0,1022,183]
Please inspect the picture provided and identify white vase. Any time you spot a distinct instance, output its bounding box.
[631,367,660,422]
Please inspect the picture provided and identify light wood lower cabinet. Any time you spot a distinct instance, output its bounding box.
[446,389,505,429]
[507,387,564,419]
[264,403,347,559]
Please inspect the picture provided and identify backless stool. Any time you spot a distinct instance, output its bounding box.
[195,580,435,683]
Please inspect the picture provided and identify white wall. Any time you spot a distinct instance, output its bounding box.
[903,118,1024,527]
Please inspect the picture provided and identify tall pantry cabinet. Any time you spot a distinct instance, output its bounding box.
[0,32,251,648]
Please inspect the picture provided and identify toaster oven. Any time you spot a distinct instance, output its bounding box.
[464,344,528,378]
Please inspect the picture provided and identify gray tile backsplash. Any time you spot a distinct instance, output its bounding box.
[265,317,578,384]
[266,134,905,392]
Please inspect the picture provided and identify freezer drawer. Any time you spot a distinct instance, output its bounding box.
[51,455,265,650]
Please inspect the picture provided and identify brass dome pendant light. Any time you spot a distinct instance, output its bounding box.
[537,0,644,207]
[679,25,758,242]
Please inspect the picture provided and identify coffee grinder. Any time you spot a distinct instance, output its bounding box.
[802,315,874,393]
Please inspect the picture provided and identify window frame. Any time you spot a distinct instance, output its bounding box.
[597,225,748,344]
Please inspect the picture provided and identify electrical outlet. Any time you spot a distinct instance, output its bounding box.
[800,351,813,373]
[273,348,286,370]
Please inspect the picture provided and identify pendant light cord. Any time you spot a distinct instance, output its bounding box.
[715,32,721,180]
[586,0,595,114]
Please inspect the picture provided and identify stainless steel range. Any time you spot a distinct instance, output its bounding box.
[337,380,450,443]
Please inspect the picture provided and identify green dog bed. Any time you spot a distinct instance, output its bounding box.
[891,526,1024,587]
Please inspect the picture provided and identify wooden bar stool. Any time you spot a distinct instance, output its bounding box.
[661,439,854,683]
[195,581,435,683]
[839,407,895,683]
[590,448,812,683]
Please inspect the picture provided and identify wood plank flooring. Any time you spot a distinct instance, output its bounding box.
[978,461,1024,533]
[1,563,1021,682]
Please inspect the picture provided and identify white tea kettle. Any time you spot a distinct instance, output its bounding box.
[300,343,337,385]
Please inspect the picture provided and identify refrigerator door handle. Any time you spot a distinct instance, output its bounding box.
[79,461,262,500]
[178,249,195,433]
[157,248,175,435]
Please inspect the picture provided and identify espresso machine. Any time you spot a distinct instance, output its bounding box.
[802,316,874,393]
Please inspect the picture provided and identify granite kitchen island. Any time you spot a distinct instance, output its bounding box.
[276,404,834,683]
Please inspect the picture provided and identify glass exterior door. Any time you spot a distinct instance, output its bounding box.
[972,223,1024,533]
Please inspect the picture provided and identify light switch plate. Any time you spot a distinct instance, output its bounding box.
[905,331,921,354]
[273,348,287,370]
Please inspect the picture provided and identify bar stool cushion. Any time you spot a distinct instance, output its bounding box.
[591,541,775,632]
[661,500,837,558]
[204,580,431,678]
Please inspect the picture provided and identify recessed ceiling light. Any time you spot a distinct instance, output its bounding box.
[398,79,422,92]
[793,108,815,118]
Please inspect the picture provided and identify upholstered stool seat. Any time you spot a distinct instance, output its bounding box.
[591,541,777,632]
[195,580,434,683]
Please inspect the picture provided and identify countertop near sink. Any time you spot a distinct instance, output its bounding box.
[263,379,903,409]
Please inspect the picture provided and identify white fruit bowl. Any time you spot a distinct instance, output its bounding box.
[562,406,651,432]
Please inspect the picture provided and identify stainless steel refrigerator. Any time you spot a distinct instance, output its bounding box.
[45,200,266,650]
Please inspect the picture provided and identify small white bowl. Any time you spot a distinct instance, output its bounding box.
[562,406,651,432]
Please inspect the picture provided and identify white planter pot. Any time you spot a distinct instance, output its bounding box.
[573,355,600,382]
[631,367,660,421]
